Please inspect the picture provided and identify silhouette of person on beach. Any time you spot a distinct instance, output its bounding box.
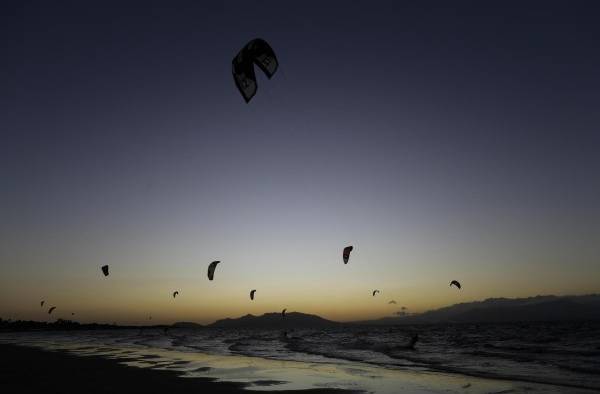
[408,333,419,350]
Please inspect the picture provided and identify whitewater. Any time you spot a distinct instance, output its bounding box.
[1,322,599,393]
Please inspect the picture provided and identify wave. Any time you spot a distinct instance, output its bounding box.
[5,322,600,391]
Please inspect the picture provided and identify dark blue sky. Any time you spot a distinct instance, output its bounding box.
[1,1,599,323]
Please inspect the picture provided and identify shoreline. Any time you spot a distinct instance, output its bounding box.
[1,336,596,394]
[0,344,358,394]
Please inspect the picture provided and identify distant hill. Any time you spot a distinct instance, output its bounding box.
[357,294,600,325]
[172,322,204,328]
[4,295,599,332]
[208,312,339,329]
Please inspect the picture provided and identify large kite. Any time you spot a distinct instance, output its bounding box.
[232,38,278,103]
[343,246,353,264]
[208,261,221,281]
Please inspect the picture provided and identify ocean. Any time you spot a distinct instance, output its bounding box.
[2,322,599,393]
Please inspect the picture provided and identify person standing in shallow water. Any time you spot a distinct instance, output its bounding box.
[408,333,419,350]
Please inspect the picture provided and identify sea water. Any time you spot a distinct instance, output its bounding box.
[1,322,599,393]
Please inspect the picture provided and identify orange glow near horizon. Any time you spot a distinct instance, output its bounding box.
[2,254,598,325]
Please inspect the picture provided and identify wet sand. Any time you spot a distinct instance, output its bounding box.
[0,344,358,394]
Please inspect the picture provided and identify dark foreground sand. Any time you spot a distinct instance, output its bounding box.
[0,344,358,394]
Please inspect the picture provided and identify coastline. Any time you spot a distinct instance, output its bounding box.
[0,344,357,394]
[1,334,596,394]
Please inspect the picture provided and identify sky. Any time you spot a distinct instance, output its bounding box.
[1,1,599,325]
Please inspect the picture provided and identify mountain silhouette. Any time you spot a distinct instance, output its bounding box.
[209,312,339,329]
[358,294,600,325]
[3,295,599,332]
[172,322,204,328]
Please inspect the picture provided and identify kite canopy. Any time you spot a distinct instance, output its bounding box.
[208,261,220,281]
[40,300,45,307]
[343,246,353,264]
[232,38,278,103]
[101,265,109,276]
[450,280,461,289]
[250,289,256,300]
[372,290,380,297]
[173,291,179,298]
[48,306,56,314]
[388,300,397,304]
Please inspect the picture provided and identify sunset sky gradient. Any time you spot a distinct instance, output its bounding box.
[1,1,599,324]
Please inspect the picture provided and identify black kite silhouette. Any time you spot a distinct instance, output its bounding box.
[208,261,220,281]
[343,246,353,264]
[232,38,278,103]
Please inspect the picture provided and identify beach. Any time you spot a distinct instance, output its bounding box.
[0,344,356,394]
[1,330,597,394]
